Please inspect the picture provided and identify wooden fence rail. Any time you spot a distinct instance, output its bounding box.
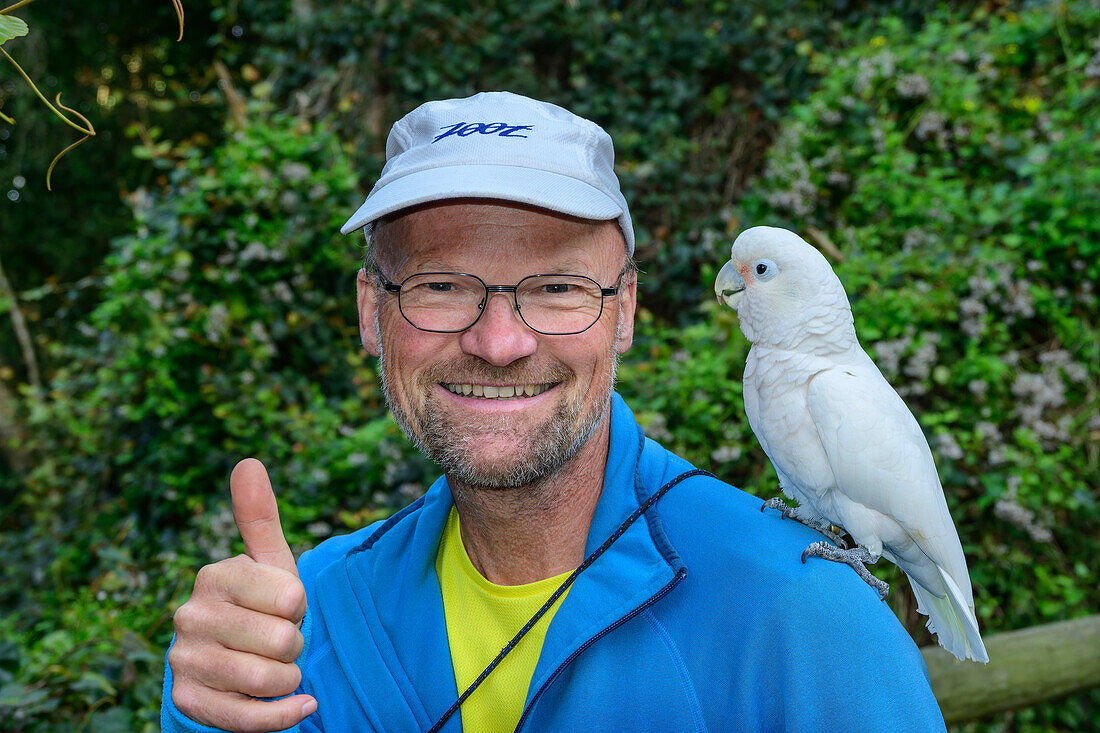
[922,614,1100,724]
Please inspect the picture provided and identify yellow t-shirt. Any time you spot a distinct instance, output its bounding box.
[435,508,572,732]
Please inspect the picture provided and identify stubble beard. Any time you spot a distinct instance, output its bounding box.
[377,328,621,491]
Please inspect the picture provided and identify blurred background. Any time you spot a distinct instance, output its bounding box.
[0,0,1097,730]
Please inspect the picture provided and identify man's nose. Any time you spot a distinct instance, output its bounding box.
[458,292,538,366]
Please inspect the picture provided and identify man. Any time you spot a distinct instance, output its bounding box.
[162,91,946,732]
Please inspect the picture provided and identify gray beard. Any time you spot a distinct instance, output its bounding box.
[377,333,620,491]
[413,381,611,489]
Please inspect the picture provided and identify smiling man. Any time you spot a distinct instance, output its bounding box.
[161,92,946,732]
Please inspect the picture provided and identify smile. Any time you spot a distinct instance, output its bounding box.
[442,383,554,399]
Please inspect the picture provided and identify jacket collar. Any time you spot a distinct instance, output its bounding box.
[314,393,683,730]
[526,394,684,703]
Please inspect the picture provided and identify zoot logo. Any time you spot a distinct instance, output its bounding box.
[432,122,534,143]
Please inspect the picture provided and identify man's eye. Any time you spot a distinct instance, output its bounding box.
[542,283,573,294]
[425,282,455,292]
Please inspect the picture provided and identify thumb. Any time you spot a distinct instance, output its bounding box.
[230,458,299,577]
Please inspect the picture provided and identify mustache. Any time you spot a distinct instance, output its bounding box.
[422,358,573,386]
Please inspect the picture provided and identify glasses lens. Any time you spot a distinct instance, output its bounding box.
[398,273,484,332]
[517,275,604,334]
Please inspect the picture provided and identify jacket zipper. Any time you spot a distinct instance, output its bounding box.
[513,566,688,732]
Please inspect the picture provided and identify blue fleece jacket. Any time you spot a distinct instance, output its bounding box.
[162,393,946,732]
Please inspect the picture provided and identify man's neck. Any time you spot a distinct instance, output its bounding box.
[448,416,610,586]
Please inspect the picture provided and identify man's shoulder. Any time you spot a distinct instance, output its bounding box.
[643,441,927,679]
[296,521,386,586]
[641,438,894,613]
[640,436,816,561]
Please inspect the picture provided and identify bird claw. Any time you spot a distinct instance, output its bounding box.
[760,497,793,518]
[761,497,849,549]
[817,527,849,551]
[801,541,890,601]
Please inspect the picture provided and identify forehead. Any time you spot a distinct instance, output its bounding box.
[375,200,623,275]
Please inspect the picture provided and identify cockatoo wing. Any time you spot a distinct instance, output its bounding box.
[806,362,988,662]
[743,356,817,510]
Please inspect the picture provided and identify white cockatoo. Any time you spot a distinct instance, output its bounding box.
[714,225,988,663]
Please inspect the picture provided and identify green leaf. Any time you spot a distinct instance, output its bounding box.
[72,670,117,697]
[0,15,29,46]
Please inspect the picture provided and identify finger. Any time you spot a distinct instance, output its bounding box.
[211,604,304,663]
[190,558,306,621]
[231,458,298,576]
[174,683,316,733]
[172,642,303,698]
[219,653,303,700]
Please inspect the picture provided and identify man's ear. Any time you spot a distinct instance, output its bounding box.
[356,268,381,357]
[615,271,637,355]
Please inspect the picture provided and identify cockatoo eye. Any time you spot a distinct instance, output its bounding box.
[754,259,778,281]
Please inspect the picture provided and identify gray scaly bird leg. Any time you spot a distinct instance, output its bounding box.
[801,541,890,601]
[760,498,849,549]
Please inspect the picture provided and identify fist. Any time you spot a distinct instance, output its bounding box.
[168,459,318,732]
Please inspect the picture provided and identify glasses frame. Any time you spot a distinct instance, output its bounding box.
[376,270,623,335]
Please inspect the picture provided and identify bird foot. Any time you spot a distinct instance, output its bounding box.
[801,541,889,601]
[760,498,849,549]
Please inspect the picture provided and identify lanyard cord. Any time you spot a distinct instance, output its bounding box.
[427,468,714,733]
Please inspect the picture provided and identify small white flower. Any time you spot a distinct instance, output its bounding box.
[936,432,964,460]
[896,73,931,98]
[711,445,742,463]
[240,241,269,262]
[280,161,312,182]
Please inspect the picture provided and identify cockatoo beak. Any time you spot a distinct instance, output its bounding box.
[715,260,746,310]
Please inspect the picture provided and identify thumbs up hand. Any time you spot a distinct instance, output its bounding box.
[168,459,318,732]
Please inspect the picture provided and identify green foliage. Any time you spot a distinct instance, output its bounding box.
[0,15,29,45]
[10,109,435,546]
[0,111,432,729]
[0,0,227,385]
[744,0,1100,626]
[0,593,164,732]
[224,0,947,319]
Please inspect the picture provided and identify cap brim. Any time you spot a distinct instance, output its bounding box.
[339,164,624,235]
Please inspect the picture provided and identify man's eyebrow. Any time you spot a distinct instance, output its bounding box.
[537,259,590,274]
[410,260,455,272]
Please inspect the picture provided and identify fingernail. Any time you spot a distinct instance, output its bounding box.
[302,698,318,717]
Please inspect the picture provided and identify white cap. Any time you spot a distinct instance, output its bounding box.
[339,91,635,253]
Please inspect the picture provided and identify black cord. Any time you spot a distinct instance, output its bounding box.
[427,468,713,732]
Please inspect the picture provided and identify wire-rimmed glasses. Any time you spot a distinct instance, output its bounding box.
[377,271,623,335]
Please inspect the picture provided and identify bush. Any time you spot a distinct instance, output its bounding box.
[220,0,953,319]
[0,111,433,730]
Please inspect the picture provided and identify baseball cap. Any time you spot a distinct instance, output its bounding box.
[339,91,635,253]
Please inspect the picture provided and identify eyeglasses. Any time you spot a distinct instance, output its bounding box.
[377,270,624,335]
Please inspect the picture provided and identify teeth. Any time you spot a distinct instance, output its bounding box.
[443,383,552,399]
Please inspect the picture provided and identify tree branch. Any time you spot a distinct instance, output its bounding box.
[0,249,41,393]
[0,371,30,474]
[213,60,247,129]
[0,0,38,16]
[805,226,845,263]
[924,614,1100,723]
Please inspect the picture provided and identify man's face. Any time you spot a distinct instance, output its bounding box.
[356,200,636,488]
